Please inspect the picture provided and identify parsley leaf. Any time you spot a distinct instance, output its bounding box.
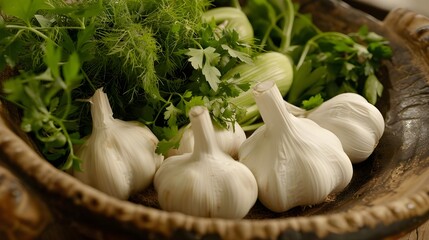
[0,0,49,23]
[3,42,83,169]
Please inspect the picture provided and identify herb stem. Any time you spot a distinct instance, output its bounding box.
[260,15,283,50]
[295,13,322,35]
[82,70,96,91]
[5,25,52,42]
[231,0,241,9]
[55,120,77,170]
[279,0,295,52]
[296,32,352,69]
[61,90,72,121]
[152,95,174,125]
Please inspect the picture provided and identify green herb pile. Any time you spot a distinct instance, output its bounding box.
[0,0,392,170]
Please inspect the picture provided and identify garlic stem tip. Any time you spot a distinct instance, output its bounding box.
[189,106,206,117]
[254,80,275,93]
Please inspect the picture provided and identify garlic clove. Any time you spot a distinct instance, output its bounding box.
[154,106,258,219]
[239,81,353,212]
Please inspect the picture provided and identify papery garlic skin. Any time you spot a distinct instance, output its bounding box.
[73,88,163,200]
[239,81,353,213]
[284,93,385,163]
[167,122,246,159]
[154,106,257,219]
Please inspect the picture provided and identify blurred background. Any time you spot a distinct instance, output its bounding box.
[345,0,429,18]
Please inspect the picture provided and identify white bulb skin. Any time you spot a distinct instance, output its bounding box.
[284,93,385,163]
[73,88,163,200]
[155,106,257,219]
[239,81,353,212]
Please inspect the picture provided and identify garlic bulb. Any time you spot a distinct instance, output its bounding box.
[154,106,258,219]
[167,121,246,159]
[73,88,163,200]
[239,81,353,213]
[284,93,385,163]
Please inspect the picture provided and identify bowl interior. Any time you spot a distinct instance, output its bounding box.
[126,0,429,220]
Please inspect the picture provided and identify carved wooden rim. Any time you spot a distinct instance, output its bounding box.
[1,4,429,240]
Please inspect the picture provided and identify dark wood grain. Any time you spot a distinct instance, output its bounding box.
[400,221,429,240]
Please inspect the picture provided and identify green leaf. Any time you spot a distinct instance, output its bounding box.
[0,0,49,22]
[48,0,102,18]
[182,90,193,99]
[155,125,183,155]
[368,42,393,59]
[1,37,24,68]
[203,47,220,65]
[61,154,75,170]
[44,41,62,79]
[358,25,369,36]
[164,103,182,127]
[70,0,103,18]
[35,14,54,27]
[287,61,327,104]
[202,63,221,92]
[71,156,83,172]
[187,48,204,69]
[59,28,76,54]
[0,15,5,27]
[301,94,323,110]
[63,52,81,89]
[364,74,383,104]
[221,44,252,64]
[185,96,205,114]
[3,78,25,102]
[49,97,60,112]
[77,23,96,50]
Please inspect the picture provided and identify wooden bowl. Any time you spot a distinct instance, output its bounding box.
[1,0,429,239]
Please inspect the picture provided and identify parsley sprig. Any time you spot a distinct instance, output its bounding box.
[151,23,253,154]
[243,0,392,108]
[2,42,84,169]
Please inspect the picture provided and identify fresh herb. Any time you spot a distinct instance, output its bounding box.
[0,0,255,167]
[0,0,392,169]
[2,42,84,170]
[153,22,253,153]
[242,0,392,107]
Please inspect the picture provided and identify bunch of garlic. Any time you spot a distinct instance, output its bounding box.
[167,121,246,159]
[72,88,163,200]
[239,81,353,212]
[284,93,385,163]
[154,106,258,219]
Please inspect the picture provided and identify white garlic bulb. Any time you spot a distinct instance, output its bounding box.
[73,88,163,200]
[167,122,246,159]
[239,81,353,213]
[154,106,258,219]
[284,93,385,163]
